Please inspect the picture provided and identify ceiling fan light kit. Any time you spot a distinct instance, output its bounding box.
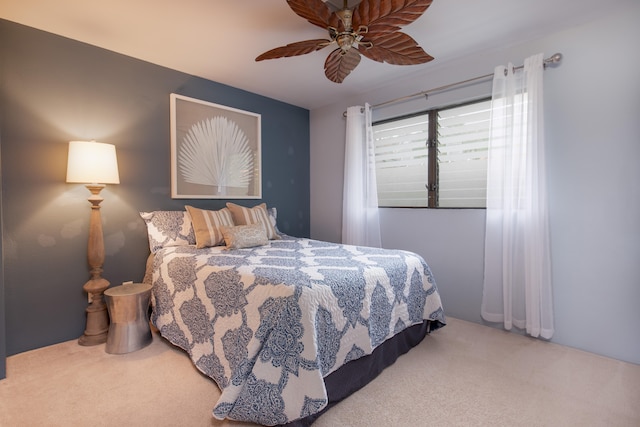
[256,0,434,83]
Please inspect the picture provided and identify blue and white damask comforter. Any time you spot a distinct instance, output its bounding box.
[150,236,445,425]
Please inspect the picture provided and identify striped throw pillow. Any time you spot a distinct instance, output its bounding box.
[185,205,235,248]
[226,202,281,240]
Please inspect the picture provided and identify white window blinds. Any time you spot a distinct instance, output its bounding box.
[373,115,429,207]
[373,99,491,208]
[438,100,491,207]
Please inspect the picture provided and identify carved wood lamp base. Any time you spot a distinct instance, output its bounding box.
[78,184,111,346]
[78,291,110,346]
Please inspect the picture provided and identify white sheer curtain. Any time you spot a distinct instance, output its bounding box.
[481,53,554,339]
[342,103,382,247]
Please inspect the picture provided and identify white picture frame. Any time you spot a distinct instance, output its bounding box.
[170,93,262,199]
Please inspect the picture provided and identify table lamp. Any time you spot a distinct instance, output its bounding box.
[66,140,120,346]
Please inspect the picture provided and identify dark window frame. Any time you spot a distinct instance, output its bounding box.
[373,97,491,209]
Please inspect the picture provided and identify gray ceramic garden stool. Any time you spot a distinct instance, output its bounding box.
[104,282,153,354]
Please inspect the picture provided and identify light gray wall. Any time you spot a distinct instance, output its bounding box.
[310,1,640,364]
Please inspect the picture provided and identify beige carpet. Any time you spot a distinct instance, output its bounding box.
[0,317,638,427]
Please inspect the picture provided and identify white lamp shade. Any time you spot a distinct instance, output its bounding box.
[66,141,120,184]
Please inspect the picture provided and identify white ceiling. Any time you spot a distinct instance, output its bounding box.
[0,0,624,110]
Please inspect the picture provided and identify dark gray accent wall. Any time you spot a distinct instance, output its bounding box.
[0,108,4,379]
[0,19,310,358]
[0,19,6,379]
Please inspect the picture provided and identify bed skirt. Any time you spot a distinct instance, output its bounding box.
[285,319,445,426]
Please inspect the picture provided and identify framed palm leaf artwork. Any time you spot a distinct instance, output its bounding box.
[170,93,261,199]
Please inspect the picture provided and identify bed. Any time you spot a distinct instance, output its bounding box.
[141,204,445,426]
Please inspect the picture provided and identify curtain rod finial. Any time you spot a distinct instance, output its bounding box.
[547,53,562,64]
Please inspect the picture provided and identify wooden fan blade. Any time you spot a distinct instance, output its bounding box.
[286,0,334,29]
[353,0,433,33]
[324,48,361,83]
[359,32,433,65]
[256,39,332,61]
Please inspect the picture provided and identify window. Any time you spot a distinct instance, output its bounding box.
[373,99,491,208]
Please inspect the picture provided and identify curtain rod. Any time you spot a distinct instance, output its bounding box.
[343,53,563,117]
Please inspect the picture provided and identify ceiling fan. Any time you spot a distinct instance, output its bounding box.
[256,0,434,83]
